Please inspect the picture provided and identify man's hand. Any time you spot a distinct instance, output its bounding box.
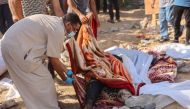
[86,12,93,19]
[12,16,20,23]
[151,0,156,8]
[151,3,155,8]
[79,14,89,24]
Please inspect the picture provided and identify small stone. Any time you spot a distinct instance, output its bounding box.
[110,27,119,32]
[119,106,130,109]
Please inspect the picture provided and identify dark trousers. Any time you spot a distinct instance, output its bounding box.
[173,5,190,41]
[86,79,104,105]
[96,0,107,13]
[108,0,120,20]
[0,4,13,34]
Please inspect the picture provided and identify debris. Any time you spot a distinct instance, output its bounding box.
[0,99,17,109]
[99,30,109,34]
[110,27,119,32]
[140,17,149,29]
[119,106,130,109]
[130,23,141,29]
[0,78,20,100]
[177,61,190,73]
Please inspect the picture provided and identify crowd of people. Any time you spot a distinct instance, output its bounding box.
[151,0,190,44]
[0,0,190,109]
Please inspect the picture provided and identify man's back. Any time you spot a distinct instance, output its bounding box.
[2,14,66,65]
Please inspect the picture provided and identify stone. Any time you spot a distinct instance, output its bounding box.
[0,99,17,109]
[140,17,149,29]
[119,106,130,109]
[110,27,119,32]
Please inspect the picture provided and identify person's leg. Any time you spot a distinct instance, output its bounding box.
[85,79,104,109]
[95,0,100,13]
[103,0,107,13]
[107,0,114,23]
[184,7,190,44]
[1,43,60,109]
[113,0,120,21]
[166,5,174,26]
[2,4,14,30]
[0,5,6,34]
[159,7,169,40]
[173,5,184,42]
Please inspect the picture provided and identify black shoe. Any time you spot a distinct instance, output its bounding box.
[185,41,190,45]
[173,39,179,43]
[116,19,121,22]
[159,37,169,42]
[107,19,115,23]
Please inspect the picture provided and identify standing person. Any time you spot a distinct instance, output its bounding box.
[59,0,68,14]
[173,0,190,45]
[67,0,100,39]
[1,13,81,109]
[151,0,174,42]
[8,0,64,22]
[0,0,13,34]
[107,0,120,23]
[95,0,100,13]
[103,0,107,13]
[95,0,107,13]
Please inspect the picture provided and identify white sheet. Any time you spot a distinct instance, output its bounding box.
[154,43,190,59]
[140,80,190,109]
[105,47,153,84]
[0,40,7,76]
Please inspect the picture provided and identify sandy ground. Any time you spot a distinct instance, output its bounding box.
[1,8,190,109]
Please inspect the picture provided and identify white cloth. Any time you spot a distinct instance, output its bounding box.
[0,78,20,100]
[154,43,190,59]
[140,80,190,109]
[105,47,153,84]
[0,40,7,76]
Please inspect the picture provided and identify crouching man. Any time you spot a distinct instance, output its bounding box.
[1,13,81,109]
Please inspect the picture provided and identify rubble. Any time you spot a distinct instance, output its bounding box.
[0,99,17,109]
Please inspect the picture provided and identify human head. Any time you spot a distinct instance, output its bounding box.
[62,13,81,37]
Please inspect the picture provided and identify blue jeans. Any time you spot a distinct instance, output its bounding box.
[0,4,13,34]
[159,6,174,39]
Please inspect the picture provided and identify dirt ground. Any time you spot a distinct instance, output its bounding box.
[1,8,190,109]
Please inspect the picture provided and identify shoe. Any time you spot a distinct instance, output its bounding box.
[185,41,190,45]
[159,37,169,42]
[173,39,179,43]
[107,19,114,23]
[116,19,121,22]
[103,10,107,14]
[179,25,185,37]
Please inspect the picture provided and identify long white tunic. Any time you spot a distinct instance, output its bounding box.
[1,14,66,109]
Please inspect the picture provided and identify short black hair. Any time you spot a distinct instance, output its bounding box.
[62,13,81,25]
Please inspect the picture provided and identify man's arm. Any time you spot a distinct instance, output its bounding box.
[89,0,100,27]
[51,0,64,17]
[67,0,88,23]
[8,0,23,22]
[49,57,68,81]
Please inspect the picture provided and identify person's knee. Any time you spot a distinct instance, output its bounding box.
[86,79,104,103]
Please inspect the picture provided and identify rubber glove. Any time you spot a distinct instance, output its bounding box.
[64,77,74,84]
[66,70,73,77]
